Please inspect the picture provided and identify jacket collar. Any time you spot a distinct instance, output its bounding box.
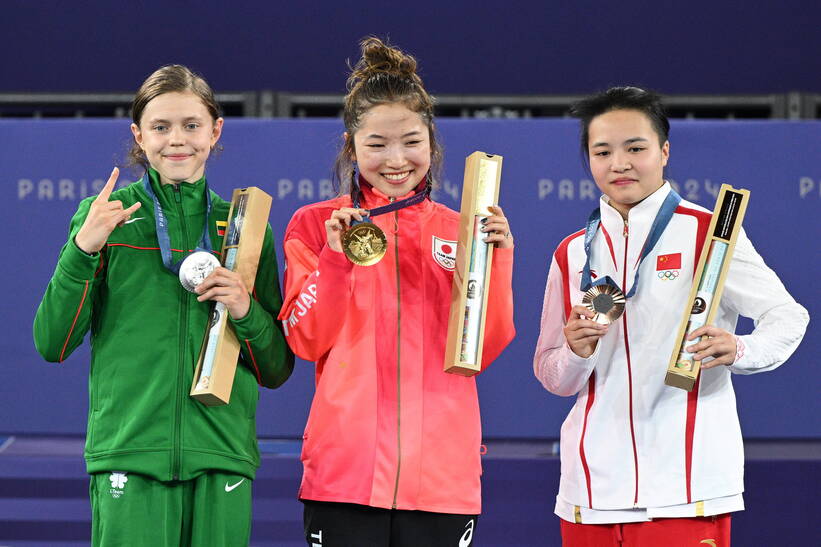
[143,167,209,216]
[357,175,429,210]
[599,181,672,235]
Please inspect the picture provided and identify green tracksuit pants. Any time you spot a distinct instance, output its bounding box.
[90,470,252,546]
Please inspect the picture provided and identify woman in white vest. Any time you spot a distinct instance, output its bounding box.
[533,86,808,546]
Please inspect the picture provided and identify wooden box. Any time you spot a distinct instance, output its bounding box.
[444,152,503,376]
[665,184,750,391]
[191,187,272,405]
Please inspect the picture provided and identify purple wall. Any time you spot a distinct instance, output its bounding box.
[2,1,820,94]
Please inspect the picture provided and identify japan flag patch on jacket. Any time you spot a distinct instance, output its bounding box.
[432,236,457,271]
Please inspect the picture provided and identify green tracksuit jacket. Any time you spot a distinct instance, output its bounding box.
[33,169,294,481]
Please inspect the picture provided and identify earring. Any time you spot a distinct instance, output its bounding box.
[350,164,360,204]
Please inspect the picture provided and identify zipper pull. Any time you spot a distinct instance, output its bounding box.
[173,184,181,203]
[389,197,399,233]
[623,219,629,237]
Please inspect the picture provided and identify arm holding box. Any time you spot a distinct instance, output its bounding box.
[720,229,809,374]
[478,246,515,370]
[229,224,294,388]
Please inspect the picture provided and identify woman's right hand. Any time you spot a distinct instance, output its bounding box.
[563,304,609,358]
[324,207,368,252]
[74,167,142,254]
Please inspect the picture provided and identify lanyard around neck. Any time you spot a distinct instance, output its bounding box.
[351,177,430,225]
[580,188,681,297]
[142,172,213,274]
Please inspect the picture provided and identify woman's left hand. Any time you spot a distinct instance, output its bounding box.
[685,325,737,369]
[482,205,514,249]
[195,267,251,320]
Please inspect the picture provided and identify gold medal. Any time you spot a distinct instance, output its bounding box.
[581,283,626,324]
[341,222,387,266]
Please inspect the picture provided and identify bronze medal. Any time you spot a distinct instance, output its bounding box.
[581,283,626,324]
[341,222,387,266]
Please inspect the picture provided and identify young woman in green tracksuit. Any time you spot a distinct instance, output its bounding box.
[33,65,294,546]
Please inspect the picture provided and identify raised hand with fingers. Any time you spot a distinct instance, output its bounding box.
[74,167,142,254]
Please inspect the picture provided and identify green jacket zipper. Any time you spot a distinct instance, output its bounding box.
[391,205,402,509]
[172,183,189,481]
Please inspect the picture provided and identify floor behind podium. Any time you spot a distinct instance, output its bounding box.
[0,436,818,546]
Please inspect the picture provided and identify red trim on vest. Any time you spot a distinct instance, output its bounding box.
[556,229,594,506]
[59,280,89,363]
[621,228,640,506]
[93,252,105,278]
[675,204,711,503]
[623,307,640,505]
[244,339,262,385]
[599,222,618,271]
[685,375,701,503]
[674,206,712,270]
[580,371,596,508]
[554,229,585,321]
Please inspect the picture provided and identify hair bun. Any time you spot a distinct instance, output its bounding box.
[348,37,420,89]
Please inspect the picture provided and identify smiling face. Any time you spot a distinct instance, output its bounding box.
[351,103,431,198]
[130,91,223,185]
[587,108,669,218]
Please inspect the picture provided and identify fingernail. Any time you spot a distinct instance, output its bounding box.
[480,218,488,224]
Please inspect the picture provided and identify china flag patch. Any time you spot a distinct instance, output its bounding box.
[216,220,228,237]
[656,253,681,270]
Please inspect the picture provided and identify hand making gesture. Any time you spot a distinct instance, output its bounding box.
[74,167,142,254]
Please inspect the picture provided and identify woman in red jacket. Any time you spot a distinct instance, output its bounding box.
[279,37,515,546]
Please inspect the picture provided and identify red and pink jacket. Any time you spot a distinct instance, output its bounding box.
[279,184,515,514]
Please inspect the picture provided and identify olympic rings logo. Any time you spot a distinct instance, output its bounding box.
[658,270,680,280]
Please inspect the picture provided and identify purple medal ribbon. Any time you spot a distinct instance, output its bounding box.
[351,177,431,225]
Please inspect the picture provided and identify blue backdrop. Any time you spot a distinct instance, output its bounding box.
[2,1,820,95]
[2,119,818,438]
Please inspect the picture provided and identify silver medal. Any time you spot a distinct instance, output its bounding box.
[178,251,221,292]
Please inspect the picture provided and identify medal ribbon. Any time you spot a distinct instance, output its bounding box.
[350,175,431,225]
[142,171,214,275]
[580,188,681,297]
